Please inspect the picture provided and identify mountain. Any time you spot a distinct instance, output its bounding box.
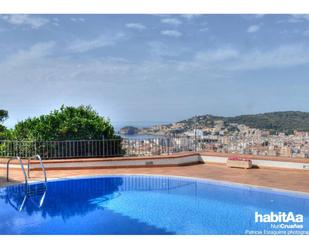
[177,111,309,134]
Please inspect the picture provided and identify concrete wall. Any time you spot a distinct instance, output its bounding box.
[202,156,227,164]
[1,152,308,170]
[0,153,202,169]
[201,155,309,170]
[251,159,309,170]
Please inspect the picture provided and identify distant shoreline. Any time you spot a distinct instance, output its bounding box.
[119,134,162,139]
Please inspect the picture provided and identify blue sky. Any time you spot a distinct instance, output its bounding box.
[1,14,309,128]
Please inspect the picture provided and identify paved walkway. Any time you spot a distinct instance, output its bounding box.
[1,163,309,193]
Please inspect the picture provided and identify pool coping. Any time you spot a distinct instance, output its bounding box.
[5,173,308,199]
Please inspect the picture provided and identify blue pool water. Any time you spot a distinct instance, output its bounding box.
[0,175,308,235]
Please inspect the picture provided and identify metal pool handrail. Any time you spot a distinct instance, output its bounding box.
[6,195,28,212]
[6,186,47,212]
[7,156,28,186]
[27,155,47,187]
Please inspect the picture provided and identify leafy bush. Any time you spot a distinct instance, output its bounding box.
[12,105,116,140]
[1,105,124,159]
[0,109,8,139]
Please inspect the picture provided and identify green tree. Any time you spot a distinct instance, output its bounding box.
[8,105,123,159]
[12,105,116,141]
[0,109,8,139]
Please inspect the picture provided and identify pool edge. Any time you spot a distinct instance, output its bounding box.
[3,173,308,199]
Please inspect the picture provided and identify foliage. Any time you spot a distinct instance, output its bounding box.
[0,109,8,123]
[0,109,8,139]
[227,111,309,134]
[0,105,124,159]
[12,105,117,141]
[179,111,309,135]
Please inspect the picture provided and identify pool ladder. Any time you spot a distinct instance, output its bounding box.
[5,155,47,212]
[6,155,48,192]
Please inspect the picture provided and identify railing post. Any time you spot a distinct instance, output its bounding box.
[102,138,105,157]
[194,132,197,152]
[35,140,37,155]
[167,137,170,155]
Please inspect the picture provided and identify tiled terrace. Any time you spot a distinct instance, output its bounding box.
[1,163,309,193]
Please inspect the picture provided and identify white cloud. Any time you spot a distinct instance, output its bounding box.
[161,18,182,26]
[0,42,181,94]
[5,41,55,66]
[2,41,309,123]
[180,14,201,20]
[0,14,49,29]
[4,42,308,99]
[289,14,309,23]
[125,22,146,31]
[231,44,309,70]
[199,27,209,32]
[2,41,309,101]
[70,17,85,23]
[160,30,182,38]
[255,14,265,19]
[148,41,169,58]
[303,29,309,37]
[51,17,60,26]
[278,14,309,24]
[195,48,239,62]
[148,41,188,58]
[247,25,260,33]
[67,33,125,53]
[195,44,309,71]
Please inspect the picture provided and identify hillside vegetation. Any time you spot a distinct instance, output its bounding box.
[179,111,309,134]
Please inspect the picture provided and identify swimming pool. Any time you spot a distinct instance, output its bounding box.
[0,175,308,235]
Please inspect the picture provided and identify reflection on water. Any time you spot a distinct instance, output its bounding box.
[1,177,124,219]
[4,183,47,212]
[0,176,309,235]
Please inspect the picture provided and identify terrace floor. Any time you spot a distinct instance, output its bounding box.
[1,163,309,193]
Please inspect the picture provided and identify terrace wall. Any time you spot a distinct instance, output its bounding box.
[0,153,203,169]
[1,151,309,170]
[201,152,309,170]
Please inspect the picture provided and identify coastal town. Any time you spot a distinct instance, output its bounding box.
[121,117,309,158]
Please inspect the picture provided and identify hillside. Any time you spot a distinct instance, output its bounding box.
[119,126,139,135]
[178,111,309,134]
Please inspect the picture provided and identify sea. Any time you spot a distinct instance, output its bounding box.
[113,121,168,140]
[118,134,162,139]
